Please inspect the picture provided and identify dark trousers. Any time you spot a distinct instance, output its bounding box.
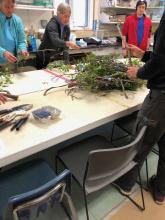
[35,49,69,70]
[117,89,165,195]
[36,51,50,70]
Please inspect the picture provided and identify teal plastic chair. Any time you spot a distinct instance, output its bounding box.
[0,159,78,220]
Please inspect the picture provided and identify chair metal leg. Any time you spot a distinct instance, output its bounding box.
[110,122,115,143]
[55,155,58,174]
[145,158,149,190]
[110,122,132,145]
[127,165,145,211]
[83,187,89,220]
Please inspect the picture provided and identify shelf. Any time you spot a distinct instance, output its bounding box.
[100,20,160,26]
[152,20,160,23]
[147,6,164,9]
[16,4,54,11]
[101,6,134,15]
[100,22,124,25]
[101,5,164,14]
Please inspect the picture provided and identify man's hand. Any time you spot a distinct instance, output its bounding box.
[127,44,145,59]
[66,41,80,49]
[127,66,139,80]
[3,51,17,63]
[0,94,7,104]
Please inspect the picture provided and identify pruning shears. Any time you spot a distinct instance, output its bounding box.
[0,90,19,101]
[0,104,33,116]
[0,104,33,130]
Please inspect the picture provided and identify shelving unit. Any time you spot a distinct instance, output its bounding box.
[15,1,55,30]
[101,6,135,15]
[101,5,164,15]
[100,5,163,25]
[16,4,55,12]
[99,0,163,38]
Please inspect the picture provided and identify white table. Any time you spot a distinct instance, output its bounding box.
[0,70,148,168]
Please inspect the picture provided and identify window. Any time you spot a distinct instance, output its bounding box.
[55,0,94,29]
[71,0,88,27]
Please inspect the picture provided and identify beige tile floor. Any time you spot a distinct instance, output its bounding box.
[105,189,165,220]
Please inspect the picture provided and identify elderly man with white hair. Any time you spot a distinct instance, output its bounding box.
[36,3,79,69]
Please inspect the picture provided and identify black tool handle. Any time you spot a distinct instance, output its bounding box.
[4,93,19,101]
[0,121,12,130]
[0,109,11,115]
[16,117,29,131]
[10,119,21,131]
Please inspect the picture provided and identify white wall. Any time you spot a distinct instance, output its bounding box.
[15,9,53,30]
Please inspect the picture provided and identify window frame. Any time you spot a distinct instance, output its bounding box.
[59,0,94,30]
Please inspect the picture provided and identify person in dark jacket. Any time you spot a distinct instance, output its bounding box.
[113,10,165,205]
[36,3,79,69]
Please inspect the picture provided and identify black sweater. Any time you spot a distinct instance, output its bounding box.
[38,16,70,59]
[137,10,165,90]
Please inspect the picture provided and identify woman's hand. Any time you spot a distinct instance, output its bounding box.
[3,51,17,63]
[127,44,145,59]
[122,48,127,57]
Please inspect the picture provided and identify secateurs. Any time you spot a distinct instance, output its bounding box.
[0,104,33,130]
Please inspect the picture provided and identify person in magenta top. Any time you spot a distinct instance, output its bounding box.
[122,0,152,55]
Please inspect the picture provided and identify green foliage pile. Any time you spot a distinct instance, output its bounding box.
[0,67,12,91]
[47,60,70,73]
[75,54,144,92]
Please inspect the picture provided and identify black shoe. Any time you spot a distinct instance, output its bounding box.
[149,175,165,205]
[112,180,132,196]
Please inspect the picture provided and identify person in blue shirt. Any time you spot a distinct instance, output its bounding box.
[0,0,28,64]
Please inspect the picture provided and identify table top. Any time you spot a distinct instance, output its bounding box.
[0,69,148,168]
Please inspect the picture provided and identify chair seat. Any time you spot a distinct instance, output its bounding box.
[58,135,111,186]
[57,126,147,219]
[0,159,55,218]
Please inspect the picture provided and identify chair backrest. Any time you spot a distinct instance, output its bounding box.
[84,126,147,193]
[4,170,78,220]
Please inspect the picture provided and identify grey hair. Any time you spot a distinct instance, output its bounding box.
[57,3,71,15]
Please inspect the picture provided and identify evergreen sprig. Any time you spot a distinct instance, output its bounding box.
[75,54,144,92]
[0,66,12,91]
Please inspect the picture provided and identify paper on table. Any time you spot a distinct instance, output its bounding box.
[5,70,68,96]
